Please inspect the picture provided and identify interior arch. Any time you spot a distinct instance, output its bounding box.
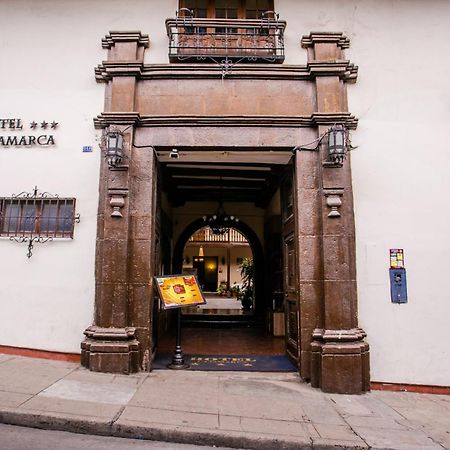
[172,217,266,317]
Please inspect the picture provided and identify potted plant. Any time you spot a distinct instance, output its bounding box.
[238,257,254,311]
[216,280,232,297]
[230,282,241,299]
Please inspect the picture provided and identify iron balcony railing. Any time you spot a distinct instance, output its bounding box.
[166,13,286,63]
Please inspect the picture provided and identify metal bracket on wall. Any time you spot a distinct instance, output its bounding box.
[10,235,54,259]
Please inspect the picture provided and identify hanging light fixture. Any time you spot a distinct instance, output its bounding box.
[202,177,239,235]
[203,202,239,235]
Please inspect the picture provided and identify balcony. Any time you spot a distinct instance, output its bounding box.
[166,13,286,64]
[189,227,248,244]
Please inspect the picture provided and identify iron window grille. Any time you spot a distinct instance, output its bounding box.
[0,187,80,257]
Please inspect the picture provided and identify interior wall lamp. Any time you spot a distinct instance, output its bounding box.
[293,124,355,167]
[105,128,124,168]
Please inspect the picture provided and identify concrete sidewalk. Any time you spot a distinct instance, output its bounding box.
[0,354,448,450]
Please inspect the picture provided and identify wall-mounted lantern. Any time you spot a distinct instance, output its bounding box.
[105,129,124,168]
[327,125,347,166]
[294,124,355,168]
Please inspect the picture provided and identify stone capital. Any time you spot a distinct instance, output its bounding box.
[301,32,350,50]
[102,31,150,50]
[94,112,141,129]
[306,60,358,83]
[310,112,358,130]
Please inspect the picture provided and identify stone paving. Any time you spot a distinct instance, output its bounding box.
[0,354,448,449]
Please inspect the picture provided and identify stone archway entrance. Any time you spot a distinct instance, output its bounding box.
[81,30,369,394]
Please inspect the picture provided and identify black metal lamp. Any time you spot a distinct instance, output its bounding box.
[105,130,124,167]
[294,123,355,166]
[327,125,347,166]
[203,202,239,236]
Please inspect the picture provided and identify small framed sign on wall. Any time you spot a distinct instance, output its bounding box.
[389,249,407,304]
[390,249,404,268]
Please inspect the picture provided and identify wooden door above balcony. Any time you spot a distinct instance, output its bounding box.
[165,17,286,63]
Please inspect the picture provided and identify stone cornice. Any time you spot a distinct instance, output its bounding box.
[93,113,358,129]
[119,63,309,81]
[310,112,358,130]
[307,60,358,83]
[102,31,149,49]
[138,115,312,128]
[94,63,358,83]
[94,112,141,129]
[95,61,145,83]
[301,32,350,49]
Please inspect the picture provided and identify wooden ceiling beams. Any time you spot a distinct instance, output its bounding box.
[161,159,284,207]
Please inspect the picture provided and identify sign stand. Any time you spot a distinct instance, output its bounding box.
[167,309,189,370]
[153,274,206,371]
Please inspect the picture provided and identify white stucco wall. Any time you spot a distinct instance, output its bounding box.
[1,0,449,385]
[0,0,175,353]
[278,0,450,386]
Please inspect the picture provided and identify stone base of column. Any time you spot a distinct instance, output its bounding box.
[311,328,370,394]
[81,326,140,374]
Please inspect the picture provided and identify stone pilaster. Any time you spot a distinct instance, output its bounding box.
[81,32,150,374]
[301,32,370,393]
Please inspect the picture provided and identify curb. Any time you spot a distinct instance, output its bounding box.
[0,410,369,450]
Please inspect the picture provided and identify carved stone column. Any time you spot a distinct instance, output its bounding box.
[302,32,370,393]
[81,32,149,374]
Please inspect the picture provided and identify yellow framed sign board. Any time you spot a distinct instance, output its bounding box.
[155,275,207,309]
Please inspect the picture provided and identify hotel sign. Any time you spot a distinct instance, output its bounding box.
[0,118,58,147]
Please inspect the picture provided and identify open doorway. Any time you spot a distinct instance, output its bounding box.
[183,227,254,320]
[153,148,294,366]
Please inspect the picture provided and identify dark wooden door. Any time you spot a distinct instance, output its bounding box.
[193,256,218,292]
[281,161,300,367]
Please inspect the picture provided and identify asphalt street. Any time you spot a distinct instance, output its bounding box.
[0,424,240,450]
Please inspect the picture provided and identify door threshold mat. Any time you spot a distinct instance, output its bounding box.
[152,354,296,372]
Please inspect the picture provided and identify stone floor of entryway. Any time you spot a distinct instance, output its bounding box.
[157,327,285,355]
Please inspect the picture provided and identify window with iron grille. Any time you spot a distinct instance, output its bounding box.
[0,197,77,238]
[180,0,273,19]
